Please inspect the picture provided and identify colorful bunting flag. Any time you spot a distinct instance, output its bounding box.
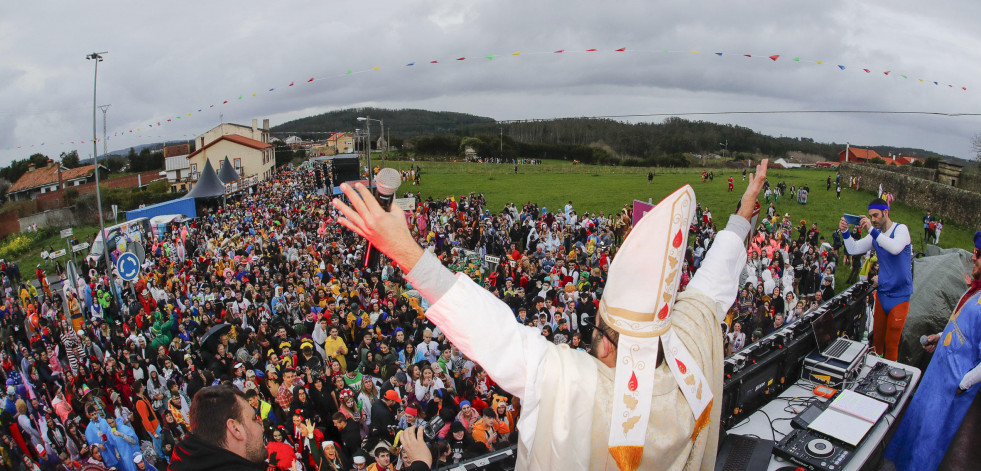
[4,44,969,154]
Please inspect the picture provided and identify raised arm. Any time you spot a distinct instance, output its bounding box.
[332,183,549,398]
[872,223,911,255]
[840,217,873,255]
[686,159,766,321]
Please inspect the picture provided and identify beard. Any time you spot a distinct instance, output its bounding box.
[245,433,267,463]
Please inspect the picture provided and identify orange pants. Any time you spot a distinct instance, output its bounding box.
[872,293,909,361]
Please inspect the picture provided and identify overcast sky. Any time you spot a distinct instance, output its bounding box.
[3,0,981,166]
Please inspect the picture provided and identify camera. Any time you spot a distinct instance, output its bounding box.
[424,415,444,441]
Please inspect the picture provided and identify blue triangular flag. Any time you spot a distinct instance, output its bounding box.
[838,65,846,70]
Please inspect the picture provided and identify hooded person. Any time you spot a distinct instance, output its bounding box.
[331,161,767,470]
[885,231,981,471]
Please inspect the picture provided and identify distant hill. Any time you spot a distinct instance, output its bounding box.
[271,107,495,139]
[270,108,962,165]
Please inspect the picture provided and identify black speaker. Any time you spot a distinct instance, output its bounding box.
[331,156,360,183]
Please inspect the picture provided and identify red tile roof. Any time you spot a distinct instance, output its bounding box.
[9,163,95,193]
[839,147,884,162]
[188,134,272,159]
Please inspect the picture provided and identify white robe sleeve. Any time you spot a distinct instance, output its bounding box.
[424,274,549,399]
[686,215,750,322]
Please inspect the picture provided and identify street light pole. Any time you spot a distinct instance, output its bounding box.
[357,116,376,187]
[87,52,112,279]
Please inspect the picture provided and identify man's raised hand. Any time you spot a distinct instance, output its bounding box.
[737,159,768,221]
[331,182,424,272]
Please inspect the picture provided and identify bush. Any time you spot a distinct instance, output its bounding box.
[0,232,40,259]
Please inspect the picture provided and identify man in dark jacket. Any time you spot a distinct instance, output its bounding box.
[169,385,266,471]
[333,412,363,462]
[370,388,402,443]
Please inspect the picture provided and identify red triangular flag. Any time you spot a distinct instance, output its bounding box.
[586,48,597,52]
[157,122,161,126]
[456,57,466,60]
[883,71,890,75]
[210,105,214,108]
[554,49,564,53]
[430,60,438,63]
[863,69,870,73]
[223,100,228,104]
[308,77,314,82]
[167,119,171,122]
[615,47,626,52]
[289,81,295,86]
[963,87,967,91]
[769,55,780,61]
[744,54,752,57]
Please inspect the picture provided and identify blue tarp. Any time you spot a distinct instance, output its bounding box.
[125,197,197,221]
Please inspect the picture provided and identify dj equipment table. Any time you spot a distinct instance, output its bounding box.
[726,356,920,471]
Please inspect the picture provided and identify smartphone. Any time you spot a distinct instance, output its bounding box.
[843,214,862,225]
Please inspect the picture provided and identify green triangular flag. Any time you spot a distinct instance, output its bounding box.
[486,55,494,60]
[238,95,242,99]
[792,57,800,62]
[901,75,908,78]
[346,69,352,75]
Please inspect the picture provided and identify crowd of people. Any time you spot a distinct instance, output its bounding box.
[0,161,890,470]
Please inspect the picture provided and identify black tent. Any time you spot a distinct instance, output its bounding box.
[185,159,226,199]
[218,156,241,183]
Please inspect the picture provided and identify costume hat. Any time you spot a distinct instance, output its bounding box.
[601,185,713,471]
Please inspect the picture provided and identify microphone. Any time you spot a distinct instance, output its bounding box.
[364,168,402,271]
[373,168,401,212]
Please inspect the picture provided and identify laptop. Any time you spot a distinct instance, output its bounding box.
[715,433,774,471]
[810,310,864,363]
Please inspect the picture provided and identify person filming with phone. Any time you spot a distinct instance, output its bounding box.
[839,198,912,361]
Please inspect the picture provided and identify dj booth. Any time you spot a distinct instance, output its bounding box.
[719,281,922,471]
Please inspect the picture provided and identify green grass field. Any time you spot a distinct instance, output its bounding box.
[380,159,976,292]
[383,159,975,252]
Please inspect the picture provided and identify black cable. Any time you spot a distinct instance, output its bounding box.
[757,409,777,442]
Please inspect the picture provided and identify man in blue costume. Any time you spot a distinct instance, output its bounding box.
[885,231,981,470]
[840,198,912,361]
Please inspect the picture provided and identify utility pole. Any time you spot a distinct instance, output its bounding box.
[500,126,504,161]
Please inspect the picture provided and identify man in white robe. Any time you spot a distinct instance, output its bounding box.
[332,161,769,470]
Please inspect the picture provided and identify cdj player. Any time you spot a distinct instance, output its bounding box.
[853,361,912,410]
[774,428,853,471]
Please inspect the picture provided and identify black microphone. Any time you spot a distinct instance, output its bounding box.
[364,168,402,270]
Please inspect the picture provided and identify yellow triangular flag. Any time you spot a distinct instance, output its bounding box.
[373,66,379,70]
[512,51,521,55]
[816,60,824,64]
